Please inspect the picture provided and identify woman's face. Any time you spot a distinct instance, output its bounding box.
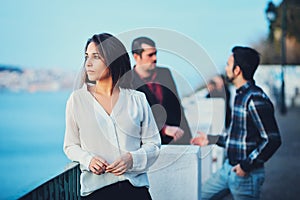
[85,42,110,82]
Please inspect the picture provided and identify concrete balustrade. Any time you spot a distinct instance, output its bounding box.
[183,97,225,183]
[148,145,201,200]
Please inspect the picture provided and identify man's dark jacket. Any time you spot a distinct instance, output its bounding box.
[121,66,192,144]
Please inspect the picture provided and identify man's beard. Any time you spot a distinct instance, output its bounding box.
[147,63,156,72]
[225,74,235,83]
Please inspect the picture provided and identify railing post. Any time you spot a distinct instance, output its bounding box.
[19,162,80,200]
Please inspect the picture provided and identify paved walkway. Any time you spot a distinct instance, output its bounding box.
[260,106,300,200]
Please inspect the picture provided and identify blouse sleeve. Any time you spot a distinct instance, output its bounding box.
[63,94,94,171]
[128,93,161,172]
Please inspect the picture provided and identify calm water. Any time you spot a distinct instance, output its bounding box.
[0,91,71,199]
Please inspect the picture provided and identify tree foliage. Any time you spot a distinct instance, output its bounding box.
[257,0,300,64]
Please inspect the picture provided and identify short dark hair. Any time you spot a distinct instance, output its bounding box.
[131,36,156,56]
[232,46,260,80]
[84,33,131,88]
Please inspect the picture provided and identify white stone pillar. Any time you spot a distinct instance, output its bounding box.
[148,145,201,200]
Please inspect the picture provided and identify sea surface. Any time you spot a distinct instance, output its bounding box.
[0,91,71,199]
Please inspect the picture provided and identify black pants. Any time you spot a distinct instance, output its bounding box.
[81,180,152,200]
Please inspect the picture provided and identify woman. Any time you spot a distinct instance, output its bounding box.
[63,33,161,199]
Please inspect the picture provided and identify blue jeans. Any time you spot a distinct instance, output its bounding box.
[202,159,265,200]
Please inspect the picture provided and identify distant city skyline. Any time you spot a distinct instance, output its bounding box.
[1,0,283,73]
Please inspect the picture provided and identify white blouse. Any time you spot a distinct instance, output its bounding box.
[63,85,161,196]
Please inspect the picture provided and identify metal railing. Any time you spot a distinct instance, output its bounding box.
[19,162,81,200]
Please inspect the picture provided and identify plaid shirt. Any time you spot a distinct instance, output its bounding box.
[217,81,281,172]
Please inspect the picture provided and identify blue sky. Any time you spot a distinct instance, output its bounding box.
[0,0,282,73]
